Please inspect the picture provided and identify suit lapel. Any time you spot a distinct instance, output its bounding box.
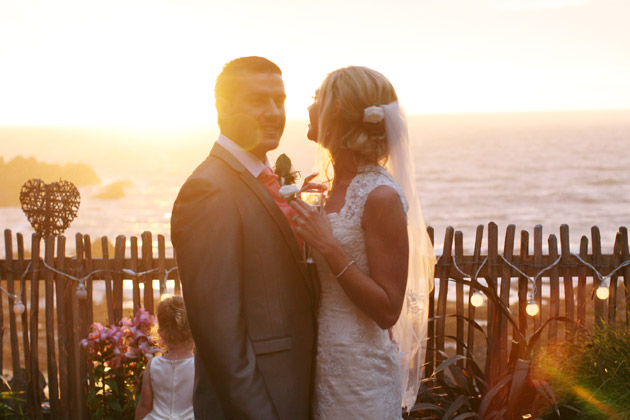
[210,143,311,290]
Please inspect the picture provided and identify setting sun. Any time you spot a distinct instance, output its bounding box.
[1,0,629,128]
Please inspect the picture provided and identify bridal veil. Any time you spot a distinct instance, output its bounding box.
[383,101,436,412]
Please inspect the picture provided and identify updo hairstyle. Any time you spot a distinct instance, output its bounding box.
[156,295,193,350]
[316,66,398,165]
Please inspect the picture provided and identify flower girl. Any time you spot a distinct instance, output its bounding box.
[135,296,195,420]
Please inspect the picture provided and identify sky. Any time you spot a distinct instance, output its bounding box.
[1,0,629,127]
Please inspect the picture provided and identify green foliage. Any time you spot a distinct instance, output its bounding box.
[0,375,28,420]
[547,319,630,419]
[406,271,574,420]
[406,325,564,419]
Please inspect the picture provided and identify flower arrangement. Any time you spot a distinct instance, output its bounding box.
[81,308,160,420]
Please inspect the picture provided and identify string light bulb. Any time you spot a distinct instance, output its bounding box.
[470,291,484,308]
[76,282,88,300]
[526,298,539,317]
[596,285,609,300]
[13,299,25,315]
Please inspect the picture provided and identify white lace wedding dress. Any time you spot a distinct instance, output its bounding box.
[313,164,406,420]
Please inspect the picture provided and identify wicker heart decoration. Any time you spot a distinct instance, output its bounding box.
[20,179,81,237]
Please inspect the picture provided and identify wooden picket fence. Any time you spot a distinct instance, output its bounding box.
[0,223,629,419]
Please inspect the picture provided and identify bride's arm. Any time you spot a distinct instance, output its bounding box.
[289,186,408,329]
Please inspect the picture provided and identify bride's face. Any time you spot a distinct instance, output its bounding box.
[307,94,318,142]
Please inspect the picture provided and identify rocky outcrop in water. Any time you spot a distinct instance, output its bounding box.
[0,155,101,206]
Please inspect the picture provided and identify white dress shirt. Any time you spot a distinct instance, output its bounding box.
[216,134,271,178]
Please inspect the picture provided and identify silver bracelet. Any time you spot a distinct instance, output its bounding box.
[335,260,356,279]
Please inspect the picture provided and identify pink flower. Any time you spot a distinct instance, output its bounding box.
[134,308,157,333]
[120,317,133,328]
[124,348,139,359]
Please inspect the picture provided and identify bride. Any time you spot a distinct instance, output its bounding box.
[289,66,435,419]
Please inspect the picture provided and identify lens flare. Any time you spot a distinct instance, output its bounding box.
[572,386,616,417]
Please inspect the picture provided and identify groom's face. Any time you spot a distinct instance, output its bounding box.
[218,71,286,159]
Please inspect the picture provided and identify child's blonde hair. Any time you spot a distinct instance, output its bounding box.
[156,296,193,351]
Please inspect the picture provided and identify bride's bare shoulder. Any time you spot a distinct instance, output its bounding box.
[362,185,406,226]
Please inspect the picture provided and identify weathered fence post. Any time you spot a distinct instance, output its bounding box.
[4,230,21,376]
[28,234,43,420]
[516,230,529,353]
[130,236,140,314]
[533,225,543,332]
[577,236,589,331]
[102,236,115,325]
[592,227,605,327]
[466,225,484,369]
[425,226,435,379]
[548,234,560,344]
[499,224,515,373]
[485,222,499,387]
[158,234,167,298]
[141,231,154,313]
[44,235,60,418]
[435,226,453,381]
[55,235,69,419]
[454,231,465,368]
[560,225,574,341]
[113,235,126,323]
[620,227,630,326]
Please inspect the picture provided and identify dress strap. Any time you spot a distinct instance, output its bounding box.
[341,165,408,223]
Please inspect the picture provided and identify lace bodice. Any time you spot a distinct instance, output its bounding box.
[327,164,407,273]
[313,164,405,420]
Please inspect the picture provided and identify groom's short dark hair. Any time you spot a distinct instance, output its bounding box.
[215,56,282,103]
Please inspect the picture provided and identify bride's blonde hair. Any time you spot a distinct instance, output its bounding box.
[316,66,398,165]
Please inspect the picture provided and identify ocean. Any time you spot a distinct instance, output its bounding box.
[1,109,629,256]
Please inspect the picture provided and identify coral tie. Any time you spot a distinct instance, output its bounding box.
[257,167,302,249]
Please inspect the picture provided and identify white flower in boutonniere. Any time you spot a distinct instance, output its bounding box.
[279,184,300,200]
[363,105,385,123]
[274,153,300,186]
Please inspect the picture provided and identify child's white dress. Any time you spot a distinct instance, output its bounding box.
[143,355,195,420]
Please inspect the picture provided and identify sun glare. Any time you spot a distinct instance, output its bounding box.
[0,0,628,127]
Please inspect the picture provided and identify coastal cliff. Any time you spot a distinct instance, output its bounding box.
[0,155,101,206]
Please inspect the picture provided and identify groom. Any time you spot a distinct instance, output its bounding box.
[171,57,317,419]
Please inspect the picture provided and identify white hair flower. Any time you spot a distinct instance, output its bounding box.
[363,106,385,123]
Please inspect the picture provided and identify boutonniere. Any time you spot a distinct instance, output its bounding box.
[274,154,300,199]
[274,153,300,186]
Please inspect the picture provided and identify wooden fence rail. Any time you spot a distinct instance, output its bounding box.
[1,224,628,419]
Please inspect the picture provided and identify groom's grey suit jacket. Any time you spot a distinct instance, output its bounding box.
[171,142,318,419]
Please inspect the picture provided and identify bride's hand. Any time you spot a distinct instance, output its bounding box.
[288,198,336,252]
[300,172,327,194]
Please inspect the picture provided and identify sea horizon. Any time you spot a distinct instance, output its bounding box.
[1,108,629,255]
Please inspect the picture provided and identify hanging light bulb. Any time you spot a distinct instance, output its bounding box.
[76,282,88,300]
[596,285,609,300]
[13,298,25,315]
[526,298,539,317]
[470,291,484,308]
